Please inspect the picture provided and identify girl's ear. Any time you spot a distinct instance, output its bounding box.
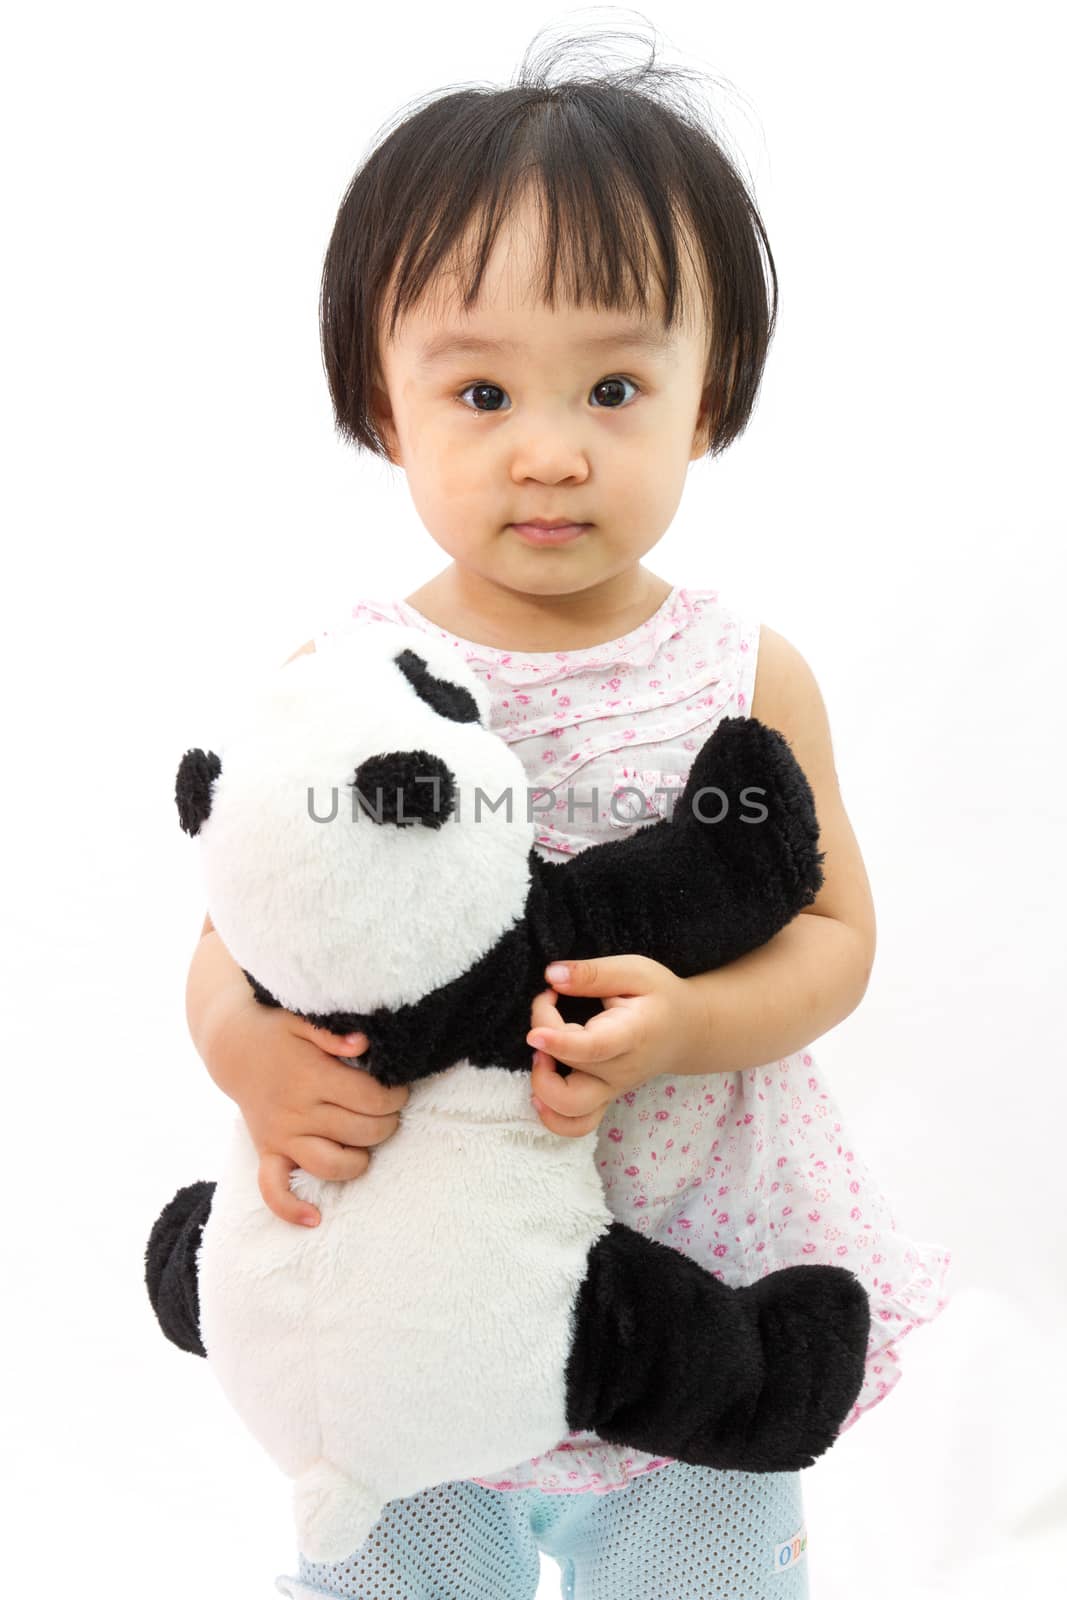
[691,378,722,458]
[369,375,403,467]
[690,390,714,459]
[692,336,740,458]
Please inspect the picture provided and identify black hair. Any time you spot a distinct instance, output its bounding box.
[320,10,778,460]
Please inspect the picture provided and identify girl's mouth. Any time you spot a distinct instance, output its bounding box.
[510,523,590,545]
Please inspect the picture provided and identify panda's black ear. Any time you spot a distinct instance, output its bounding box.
[176,749,222,836]
[394,649,480,724]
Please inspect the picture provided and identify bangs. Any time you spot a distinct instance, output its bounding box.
[382,131,708,342]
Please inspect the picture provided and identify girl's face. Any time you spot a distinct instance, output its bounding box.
[371,195,715,601]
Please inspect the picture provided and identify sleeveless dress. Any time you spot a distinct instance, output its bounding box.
[314,584,952,1496]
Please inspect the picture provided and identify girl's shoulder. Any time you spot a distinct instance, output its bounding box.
[745,623,829,732]
[313,596,410,651]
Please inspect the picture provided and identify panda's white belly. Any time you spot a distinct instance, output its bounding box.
[197,1062,614,1504]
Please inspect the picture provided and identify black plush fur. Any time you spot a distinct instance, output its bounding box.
[144,1180,216,1357]
[350,749,457,829]
[175,749,221,838]
[249,714,826,1090]
[394,648,481,724]
[564,1223,870,1471]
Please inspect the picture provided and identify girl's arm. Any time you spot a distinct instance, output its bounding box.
[680,625,877,1072]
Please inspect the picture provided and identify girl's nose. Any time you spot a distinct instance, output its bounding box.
[351,750,456,828]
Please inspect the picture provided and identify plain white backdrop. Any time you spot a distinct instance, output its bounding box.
[3,2,1064,1595]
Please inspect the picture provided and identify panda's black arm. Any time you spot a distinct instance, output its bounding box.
[144,1180,216,1357]
[528,717,825,978]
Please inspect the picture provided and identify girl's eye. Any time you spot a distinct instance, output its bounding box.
[455,375,641,413]
[590,376,640,409]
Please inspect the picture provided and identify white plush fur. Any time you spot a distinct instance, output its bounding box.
[192,626,614,1561]
[201,627,533,1016]
[199,1068,613,1561]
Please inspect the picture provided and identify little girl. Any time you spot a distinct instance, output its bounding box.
[188,25,950,1600]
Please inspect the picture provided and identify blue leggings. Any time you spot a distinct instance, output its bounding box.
[274,1462,809,1600]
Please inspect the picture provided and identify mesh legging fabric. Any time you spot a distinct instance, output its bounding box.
[274,1462,809,1600]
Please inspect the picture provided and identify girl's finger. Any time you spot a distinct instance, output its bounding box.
[529,987,564,1031]
[527,1006,631,1067]
[320,1055,411,1115]
[531,1097,605,1138]
[531,1054,604,1116]
[304,1101,403,1149]
[527,1018,584,1060]
[289,1136,373,1184]
[301,1022,369,1058]
[257,1152,321,1228]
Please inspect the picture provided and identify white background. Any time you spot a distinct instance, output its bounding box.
[3,2,1064,1595]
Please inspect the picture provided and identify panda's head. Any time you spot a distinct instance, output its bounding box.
[175,624,535,1027]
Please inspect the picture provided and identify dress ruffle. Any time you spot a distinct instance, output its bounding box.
[391,586,697,685]
[838,1237,952,1431]
[728,1057,952,1433]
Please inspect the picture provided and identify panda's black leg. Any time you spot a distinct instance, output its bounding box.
[564,1222,870,1472]
[144,1180,216,1357]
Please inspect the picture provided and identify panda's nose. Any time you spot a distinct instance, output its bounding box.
[350,750,456,829]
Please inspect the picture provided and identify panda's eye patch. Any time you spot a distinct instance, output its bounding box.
[393,649,480,724]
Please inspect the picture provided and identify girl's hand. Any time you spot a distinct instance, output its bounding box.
[526,955,705,1137]
[204,990,409,1227]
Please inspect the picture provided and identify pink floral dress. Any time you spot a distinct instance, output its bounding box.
[315,584,952,1495]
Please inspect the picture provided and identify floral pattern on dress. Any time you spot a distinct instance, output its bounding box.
[317,587,952,1495]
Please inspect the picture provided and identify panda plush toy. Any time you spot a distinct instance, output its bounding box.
[145,621,870,1563]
